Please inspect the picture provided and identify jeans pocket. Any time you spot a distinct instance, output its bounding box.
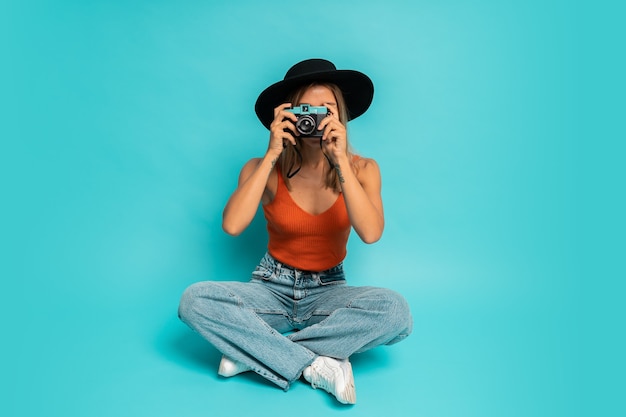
[318,273,346,286]
[251,265,274,281]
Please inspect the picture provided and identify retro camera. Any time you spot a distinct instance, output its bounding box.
[286,104,329,137]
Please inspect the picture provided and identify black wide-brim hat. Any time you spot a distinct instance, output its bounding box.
[255,58,374,130]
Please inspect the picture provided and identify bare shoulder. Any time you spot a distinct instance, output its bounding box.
[242,157,263,170]
[238,157,278,203]
[354,156,382,183]
[355,156,380,170]
[238,157,263,183]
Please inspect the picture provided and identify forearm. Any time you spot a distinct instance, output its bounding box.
[334,156,384,243]
[222,153,278,235]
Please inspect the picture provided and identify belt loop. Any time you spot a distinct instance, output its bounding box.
[268,253,280,276]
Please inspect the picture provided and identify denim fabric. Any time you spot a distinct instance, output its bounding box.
[178,253,413,390]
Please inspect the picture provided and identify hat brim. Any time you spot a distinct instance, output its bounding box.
[255,69,374,130]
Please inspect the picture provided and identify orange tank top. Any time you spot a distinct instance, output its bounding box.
[263,165,351,271]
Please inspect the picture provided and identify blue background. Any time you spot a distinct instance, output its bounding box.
[1,0,620,416]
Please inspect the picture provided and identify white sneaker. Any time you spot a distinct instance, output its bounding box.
[302,356,356,404]
[218,355,251,377]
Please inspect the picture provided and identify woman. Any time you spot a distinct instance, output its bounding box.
[178,59,413,405]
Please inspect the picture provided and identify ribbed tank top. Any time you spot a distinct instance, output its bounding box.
[263,165,351,271]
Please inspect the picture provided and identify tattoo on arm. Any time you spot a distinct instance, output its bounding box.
[334,164,345,184]
[271,157,278,169]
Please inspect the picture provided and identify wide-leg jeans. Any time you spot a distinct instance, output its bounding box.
[178,253,413,390]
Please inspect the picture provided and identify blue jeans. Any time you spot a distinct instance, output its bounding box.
[178,253,413,390]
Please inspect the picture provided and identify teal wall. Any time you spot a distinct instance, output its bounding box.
[2,1,617,416]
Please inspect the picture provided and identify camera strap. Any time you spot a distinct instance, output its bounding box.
[286,145,302,179]
[285,138,333,179]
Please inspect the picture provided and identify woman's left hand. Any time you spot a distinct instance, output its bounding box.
[318,112,348,163]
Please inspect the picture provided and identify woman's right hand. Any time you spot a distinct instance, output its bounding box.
[268,103,298,157]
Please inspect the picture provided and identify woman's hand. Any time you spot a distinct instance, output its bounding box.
[318,112,348,163]
[268,103,298,157]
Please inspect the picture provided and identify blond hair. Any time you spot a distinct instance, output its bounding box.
[280,82,359,192]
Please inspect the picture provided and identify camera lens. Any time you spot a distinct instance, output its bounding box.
[296,115,316,135]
